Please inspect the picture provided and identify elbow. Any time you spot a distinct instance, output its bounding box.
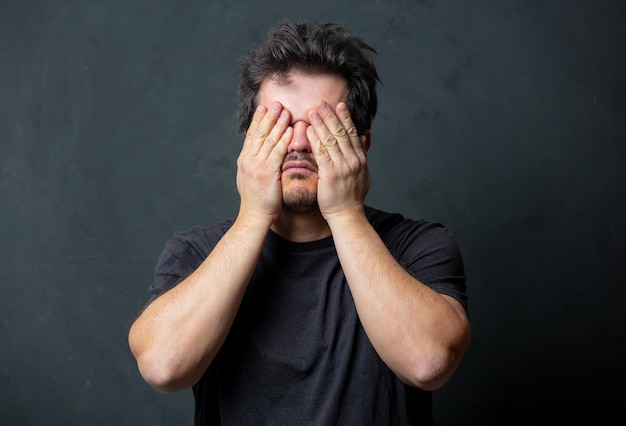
[136,356,186,394]
[128,329,191,394]
[402,351,458,391]
[403,328,471,391]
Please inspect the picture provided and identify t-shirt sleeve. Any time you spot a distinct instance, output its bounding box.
[402,222,468,313]
[374,212,469,314]
[147,222,229,302]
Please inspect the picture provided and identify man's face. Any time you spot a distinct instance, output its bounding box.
[258,72,349,213]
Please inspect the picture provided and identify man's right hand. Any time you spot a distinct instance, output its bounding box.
[130,104,292,392]
[236,101,292,223]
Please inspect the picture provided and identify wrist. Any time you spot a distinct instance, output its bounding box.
[324,206,368,230]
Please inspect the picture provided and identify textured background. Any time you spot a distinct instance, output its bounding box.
[1,0,625,424]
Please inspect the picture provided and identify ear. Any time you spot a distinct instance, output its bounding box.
[361,130,372,152]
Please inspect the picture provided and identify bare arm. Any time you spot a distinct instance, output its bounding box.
[307,102,471,390]
[328,214,470,390]
[128,103,292,393]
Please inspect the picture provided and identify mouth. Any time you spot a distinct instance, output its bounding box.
[281,154,317,173]
[281,160,316,173]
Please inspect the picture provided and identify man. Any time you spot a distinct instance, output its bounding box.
[128,19,471,425]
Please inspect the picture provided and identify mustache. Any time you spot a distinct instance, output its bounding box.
[282,152,317,169]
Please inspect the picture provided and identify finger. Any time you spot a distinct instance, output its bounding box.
[308,107,342,160]
[241,105,268,157]
[258,108,291,159]
[244,102,284,155]
[269,125,293,164]
[335,102,364,156]
[306,124,332,167]
[316,101,357,156]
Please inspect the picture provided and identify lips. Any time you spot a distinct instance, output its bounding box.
[282,160,316,172]
[281,154,317,172]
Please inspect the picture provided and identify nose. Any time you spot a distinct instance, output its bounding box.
[287,121,312,153]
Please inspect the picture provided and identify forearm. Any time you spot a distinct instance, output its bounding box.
[129,99,291,392]
[327,211,470,390]
[128,215,271,393]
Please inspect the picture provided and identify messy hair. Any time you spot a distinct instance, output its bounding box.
[237,20,381,135]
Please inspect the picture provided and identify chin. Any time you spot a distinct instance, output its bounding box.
[282,202,319,214]
[282,189,318,213]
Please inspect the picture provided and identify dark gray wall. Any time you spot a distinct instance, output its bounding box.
[1,0,624,424]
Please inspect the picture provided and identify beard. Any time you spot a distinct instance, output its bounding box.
[281,153,319,214]
[282,178,319,213]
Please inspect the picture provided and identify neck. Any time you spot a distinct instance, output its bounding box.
[271,209,331,242]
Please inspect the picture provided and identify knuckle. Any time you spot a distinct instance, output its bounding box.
[237,158,250,172]
[333,125,348,138]
[348,156,362,169]
[323,135,338,145]
[249,127,265,139]
[346,125,358,138]
[315,144,328,156]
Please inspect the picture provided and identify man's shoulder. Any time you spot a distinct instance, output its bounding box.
[151,218,236,293]
[172,217,235,242]
[365,205,432,231]
[365,205,458,248]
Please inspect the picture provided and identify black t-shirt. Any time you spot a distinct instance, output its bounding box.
[149,206,468,425]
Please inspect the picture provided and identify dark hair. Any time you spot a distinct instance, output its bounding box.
[237,20,381,135]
